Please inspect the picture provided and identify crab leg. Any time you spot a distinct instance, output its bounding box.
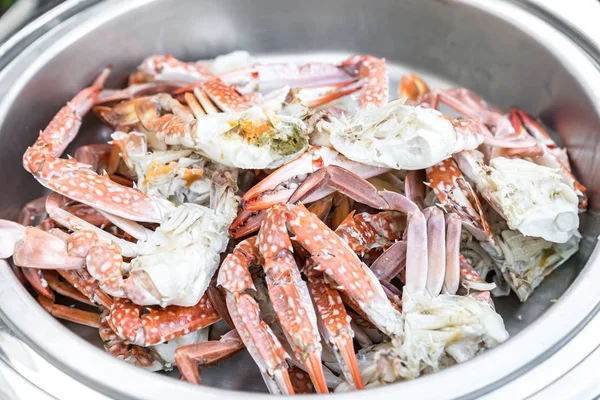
[229,292,295,394]
[21,268,54,300]
[23,68,110,170]
[425,207,446,297]
[257,206,328,393]
[370,240,407,281]
[99,313,168,371]
[305,261,364,390]
[335,211,405,255]
[53,267,113,309]
[402,210,428,299]
[218,238,295,395]
[173,59,355,95]
[444,214,462,295]
[107,294,220,347]
[289,164,462,299]
[486,108,543,159]
[96,81,187,104]
[424,87,540,148]
[22,69,167,223]
[287,203,403,337]
[16,197,57,299]
[241,146,389,211]
[175,330,245,384]
[405,74,538,150]
[339,55,388,107]
[424,88,509,132]
[284,80,363,109]
[37,296,101,328]
[404,170,426,210]
[426,158,503,260]
[206,285,235,330]
[41,270,95,306]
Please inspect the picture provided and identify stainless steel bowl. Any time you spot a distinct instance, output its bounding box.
[0,0,599,398]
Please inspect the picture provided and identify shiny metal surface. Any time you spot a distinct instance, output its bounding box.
[0,0,599,398]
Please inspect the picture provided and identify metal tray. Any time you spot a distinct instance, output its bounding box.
[0,0,599,398]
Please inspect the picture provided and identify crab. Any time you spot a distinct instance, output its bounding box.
[402,78,582,244]
[413,81,587,210]
[0,50,587,395]
[2,176,237,307]
[399,74,582,299]
[224,158,511,391]
[133,53,388,107]
[1,70,243,307]
[9,200,244,378]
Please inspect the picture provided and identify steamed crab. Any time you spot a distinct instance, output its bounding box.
[0,50,586,395]
[222,161,510,393]
[2,70,239,307]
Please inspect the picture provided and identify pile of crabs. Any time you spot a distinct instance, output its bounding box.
[0,51,585,394]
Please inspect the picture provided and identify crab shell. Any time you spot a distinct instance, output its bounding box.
[478,157,579,244]
[335,293,509,391]
[328,100,482,170]
[166,107,310,170]
[130,201,236,307]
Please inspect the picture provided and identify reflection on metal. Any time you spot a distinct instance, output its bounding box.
[0,0,38,42]
[0,321,112,399]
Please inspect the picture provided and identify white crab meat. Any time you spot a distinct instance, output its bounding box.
[497,228,581,302]
[206,51,252,75]
[336,294,508,391]
[130,194,238,306]
[153,327,210,367]
[165,107,309,169]
[328,100,482,170]
[126,149,228,206]
[478,157,579,243]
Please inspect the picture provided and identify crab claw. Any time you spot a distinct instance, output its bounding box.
[398,74,430,102]
[241,146,389,211]
[426,158,503,260]
[228,209,265,239]
[339,55,388,107]
[305,262,364,390]
[0,220,85,269]
[259,206,329,394]
[107,295,221,346]
[287,203,403,337]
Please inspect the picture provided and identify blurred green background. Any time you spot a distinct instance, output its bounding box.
[0,0,17,13]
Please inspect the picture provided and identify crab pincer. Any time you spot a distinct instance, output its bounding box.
[258,205,329,394]
[107,294,221,346]
[305,261,364,390]
[218,237,296,395]
[22,67,167,223]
